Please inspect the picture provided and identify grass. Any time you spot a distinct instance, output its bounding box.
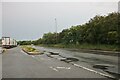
[37,43,119,52]
[21,45,42,54]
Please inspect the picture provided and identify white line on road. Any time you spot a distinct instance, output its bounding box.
[56,67,71,70]
[21,50,28,55]
[72,63,115,79]
[50,66,59,72]
[40,58,51,61]
[31,55,35,58]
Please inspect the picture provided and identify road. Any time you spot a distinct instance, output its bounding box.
[2,46,117,78]
[0,47,2,79]
[2,46,118,79]
[35,46,119,78]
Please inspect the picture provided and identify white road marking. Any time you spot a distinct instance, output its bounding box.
[40,58,51,60]
[31,55,35,58]
[72,63,115,79]
[30,56,42,61]
[56,67,71,70]
[20,49,115,79]
[21,50,27,55]
[50,67,59,72]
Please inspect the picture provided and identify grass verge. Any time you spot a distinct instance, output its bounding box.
[37,43,119,52]
[21,45,43,55]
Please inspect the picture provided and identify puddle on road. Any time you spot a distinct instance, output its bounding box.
[105,70,120,79]
[74,55,116,65]
[36,47,119,79]
[92,64,120,80]
[93,64,112,70]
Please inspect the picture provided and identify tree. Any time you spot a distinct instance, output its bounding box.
[27,12,119,46]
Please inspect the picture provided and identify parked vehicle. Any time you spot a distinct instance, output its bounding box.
[2,37,17,49]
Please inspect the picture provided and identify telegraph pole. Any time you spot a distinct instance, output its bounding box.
[55,18,57,44]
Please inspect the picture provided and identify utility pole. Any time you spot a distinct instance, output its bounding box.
[55,18,57,44]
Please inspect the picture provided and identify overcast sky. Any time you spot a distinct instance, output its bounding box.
[0,2,2,39]
[2,2,118,40]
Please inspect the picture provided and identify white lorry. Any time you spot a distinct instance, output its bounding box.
[2,37,17,48]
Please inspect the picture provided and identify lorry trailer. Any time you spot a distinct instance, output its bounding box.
[2,37,17,49]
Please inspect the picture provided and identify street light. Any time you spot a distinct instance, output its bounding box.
[55,18,57,44]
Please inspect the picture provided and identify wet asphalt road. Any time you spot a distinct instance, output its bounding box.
[2,46,110,78]
[35,46,119,73]
[35,46,119,79]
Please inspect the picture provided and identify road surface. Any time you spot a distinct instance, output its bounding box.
[0,47,2,79]
[2,46,118,79]
[36,46,119,78]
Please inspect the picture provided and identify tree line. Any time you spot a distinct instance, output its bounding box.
[18,12,120,46]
